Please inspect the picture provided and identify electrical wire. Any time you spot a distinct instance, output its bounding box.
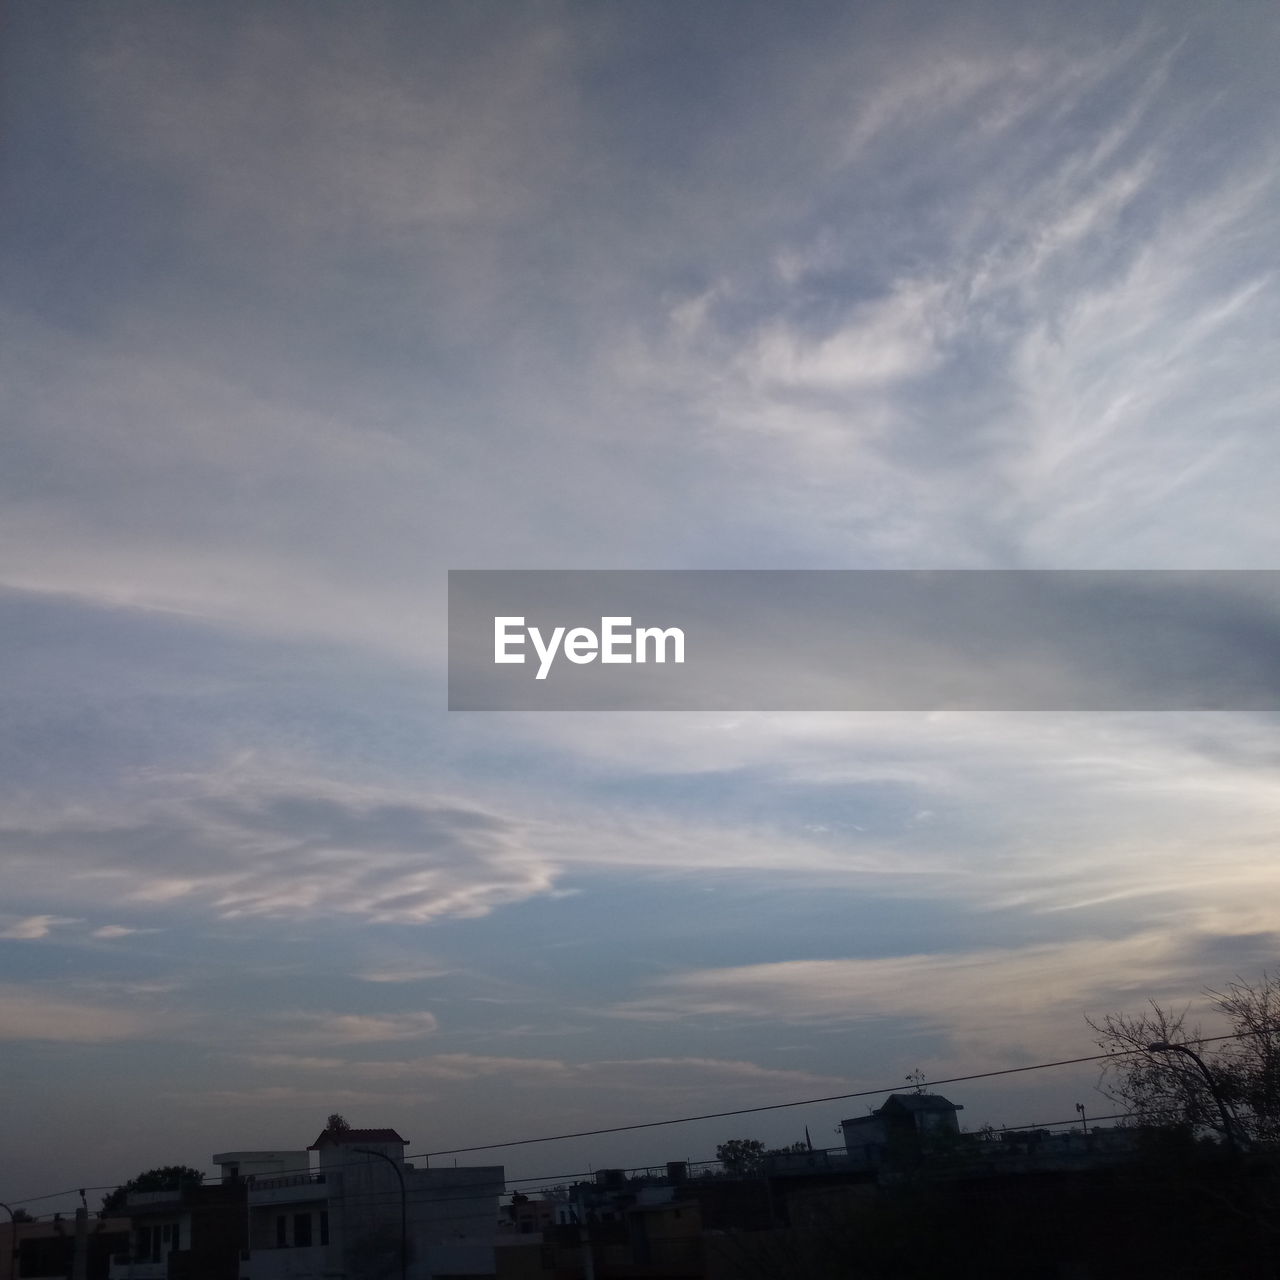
[417,1037,1259,1159]
[2,1027,1264,1214]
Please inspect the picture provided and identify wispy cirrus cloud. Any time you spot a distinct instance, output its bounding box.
[0,984,157,1042]
[0,914,80,940]
[357,966,454,984]
[612,926,1274,1069]
[745,280,950,394]
[640,29,1278,572]
[240,1052,567,1082]
[0,770,561,926]
[6,710,1280,949]
[266,1012,440,1047]
[235,1050,847,1096]
[91,924,160,939]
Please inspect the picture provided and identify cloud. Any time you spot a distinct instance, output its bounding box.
[580,1056,848,1094]
[81,5,581,240]
[10,707,1280,958]
[272,1012,440,1046]
[746,280,949,393]
[357,967,454,984]
[469,711,1280,928]
[624,27,1279,573]
[0,984,153,1042]
[612,925,1270,1066]
[240,1054,349,1072]
[0,914,80,940]
[182,1086,377,1109]
[236,1050,845,1097]
[70,978,186,998]
[0,770,562,925]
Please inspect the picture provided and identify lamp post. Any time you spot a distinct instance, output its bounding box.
[1075,1103,1087,1136]
[1146,1041,1240,1153]
[353,1150,406,1280]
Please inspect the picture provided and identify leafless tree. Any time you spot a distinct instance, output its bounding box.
[1087,973,1280,1146]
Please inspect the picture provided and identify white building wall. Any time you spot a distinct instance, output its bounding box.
[406,1166,504,1249]
[248,1147,502,1280]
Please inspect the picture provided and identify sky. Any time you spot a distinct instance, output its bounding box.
[2,0,1280,1209]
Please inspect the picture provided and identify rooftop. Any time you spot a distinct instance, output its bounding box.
[879,1093,964,1113]
[308,1127,408,1150]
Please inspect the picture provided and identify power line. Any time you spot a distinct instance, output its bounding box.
[4,1187,117,1209]
[0,1110,1177,1228]
[415,1028,1262,1159]
[4,1027,1265,1211]
[414,1052,1105,1158]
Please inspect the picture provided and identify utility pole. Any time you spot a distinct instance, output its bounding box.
[73,1208,88,1280]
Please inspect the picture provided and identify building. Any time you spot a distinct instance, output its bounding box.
[840,1092,963,1169]
[107,1178,250,1280]
[238,1125,503,1280]
[4,1212,129,1280]
[497,1197,556,1238]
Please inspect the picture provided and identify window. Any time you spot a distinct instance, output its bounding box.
[139,1226,173,1262]
[292,1215,311,1248]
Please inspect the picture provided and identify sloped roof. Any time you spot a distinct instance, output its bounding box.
[308,1127,408,1150]
[840,1112,885,1130]
[878,1093,963,1113]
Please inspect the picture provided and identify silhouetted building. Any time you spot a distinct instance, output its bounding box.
[841,1092,963,1169]
[5,1213,128,1280]
[107,1182,246,1280]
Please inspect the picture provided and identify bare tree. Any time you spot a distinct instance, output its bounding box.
[1087,973,1280,1146]
[1208,974,1280,1144]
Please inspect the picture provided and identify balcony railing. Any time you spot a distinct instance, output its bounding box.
[252,1174,326,1191]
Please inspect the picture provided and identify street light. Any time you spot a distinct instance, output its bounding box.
[1146,1041,1240,1153]
[1074,1103,1087,1135]
[353,1149,407,1280]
